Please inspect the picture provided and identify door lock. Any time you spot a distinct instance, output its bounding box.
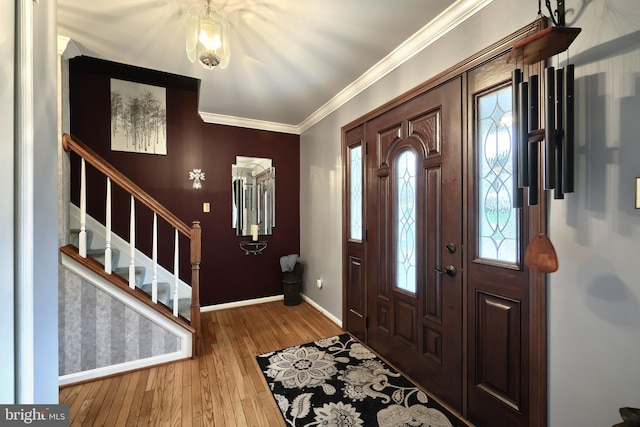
[434,265,457,277]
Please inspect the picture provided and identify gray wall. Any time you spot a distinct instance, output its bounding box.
[33,0,61,403]
[58,269,180,376]
[0,0,16,404]
[300,1,640,425]
[1,1,60,403]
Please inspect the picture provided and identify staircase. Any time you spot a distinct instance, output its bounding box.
[60,133,202,367]
[68,225,192,320]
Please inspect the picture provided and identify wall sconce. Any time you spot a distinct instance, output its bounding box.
[507,4,581,207]
[189,168,205,190]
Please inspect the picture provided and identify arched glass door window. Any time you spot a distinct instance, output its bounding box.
[395,149,417,293]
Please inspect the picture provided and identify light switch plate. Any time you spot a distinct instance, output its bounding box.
[203,202,210,213]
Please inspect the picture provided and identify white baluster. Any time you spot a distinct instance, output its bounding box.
[152,213,158,304]
[173,228,179,317]
[79,158,87,257]
[128,195,135,289]
[104,177,112,274]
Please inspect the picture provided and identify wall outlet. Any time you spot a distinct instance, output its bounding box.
[316,278,323,289]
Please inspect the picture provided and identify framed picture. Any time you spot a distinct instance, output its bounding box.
[110,78,167,155]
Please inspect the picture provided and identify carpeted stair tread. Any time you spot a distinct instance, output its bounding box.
[140,282,172,305]
[168,297,192,320]
[85,248,121,271]
[70,229,94,248]
[113,266,146,287]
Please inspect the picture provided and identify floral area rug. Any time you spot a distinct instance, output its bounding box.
[256,333,466,427]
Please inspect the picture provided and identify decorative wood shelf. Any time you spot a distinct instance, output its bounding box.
[239,240,268,255]
[508,26,581,64]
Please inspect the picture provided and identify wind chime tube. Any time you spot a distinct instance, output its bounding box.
[519,80,529,188]
[544,67,556,190]
[528,75,539,205]
[528,75,539,130]
[512,69,524,208]
[554,67,565,199]
[563,64,575,193]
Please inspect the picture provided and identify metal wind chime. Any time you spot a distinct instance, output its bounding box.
[508,0,581,208]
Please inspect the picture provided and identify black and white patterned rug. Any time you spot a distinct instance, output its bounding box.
[256,333,466,427]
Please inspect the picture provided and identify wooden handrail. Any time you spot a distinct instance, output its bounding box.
[63,132,202,356]
[62,133,191,237]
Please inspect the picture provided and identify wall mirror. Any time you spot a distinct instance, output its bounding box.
[232,156,275,236]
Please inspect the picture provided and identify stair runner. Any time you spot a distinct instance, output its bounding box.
[70,229,191,320]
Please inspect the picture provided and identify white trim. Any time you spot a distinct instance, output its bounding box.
[201,294,284,312]
[58,351,186,386]
[298,0,493,133]
[15,0,35,403]
[56,35,81,59]
[198,0,493,135]
[301,295,342,328]
[198,112,300,135]
[200,293,342,328]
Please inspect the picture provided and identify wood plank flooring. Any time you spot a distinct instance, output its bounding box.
[59,300,343,426]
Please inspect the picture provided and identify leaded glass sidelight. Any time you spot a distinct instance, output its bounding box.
[349,145,363,240]
[395,150,417,293]
[478,86,519,264]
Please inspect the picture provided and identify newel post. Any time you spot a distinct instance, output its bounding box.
[190,221,202,357]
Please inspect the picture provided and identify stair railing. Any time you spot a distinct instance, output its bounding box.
[62,133,201,356]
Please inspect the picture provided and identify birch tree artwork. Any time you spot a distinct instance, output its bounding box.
[110,78,167,155]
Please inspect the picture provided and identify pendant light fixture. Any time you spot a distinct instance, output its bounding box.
[186,0,230,70]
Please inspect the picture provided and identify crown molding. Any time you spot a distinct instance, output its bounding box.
[200,0,493,135]
[57,35,81,59]
[298,0,493,133]
[199,111,300,134]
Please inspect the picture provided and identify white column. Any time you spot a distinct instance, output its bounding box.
[152,213,158,303]
[128,195,136,289]
[79,158,87,257]
[104,177,112,274]
[173,228,179,317]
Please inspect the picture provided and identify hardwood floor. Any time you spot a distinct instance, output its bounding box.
[59,300,343,426]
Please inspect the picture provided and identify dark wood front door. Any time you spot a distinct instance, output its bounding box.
[366,78,463,411]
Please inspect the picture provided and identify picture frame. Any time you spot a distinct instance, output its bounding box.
[110,78,167,155]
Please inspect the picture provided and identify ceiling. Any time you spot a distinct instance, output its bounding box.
[57,0,491,133]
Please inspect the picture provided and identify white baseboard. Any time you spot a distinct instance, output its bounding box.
[200,294,284,312]
[59,352,186,386]
[301,294,343,328]
[201,293,342,328]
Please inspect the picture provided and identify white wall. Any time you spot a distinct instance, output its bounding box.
[32,0,61,403]
[0,0,16,404]
[2,1,59,403]
[547,1,640,425]
[300,0,640,425]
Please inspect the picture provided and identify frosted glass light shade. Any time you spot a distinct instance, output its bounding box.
[186,2,230,70]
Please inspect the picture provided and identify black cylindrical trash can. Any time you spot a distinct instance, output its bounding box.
[283,262,302,306]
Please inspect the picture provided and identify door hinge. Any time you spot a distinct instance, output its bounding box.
[365,229,368,242]
[365,316,369,329]
[365,142,368,155]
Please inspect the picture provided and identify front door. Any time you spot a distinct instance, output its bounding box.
[366,78,463,411]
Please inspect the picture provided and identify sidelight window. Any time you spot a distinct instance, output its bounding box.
[349,145,363,241]
[477,86,519,264]
[395,150,417,293]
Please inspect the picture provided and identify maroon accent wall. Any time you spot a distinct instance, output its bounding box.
[69,56,300,306]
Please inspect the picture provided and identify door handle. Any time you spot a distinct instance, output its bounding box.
[434,265,457,277]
